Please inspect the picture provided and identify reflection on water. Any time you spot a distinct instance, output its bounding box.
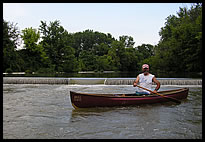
[3,84,202,139]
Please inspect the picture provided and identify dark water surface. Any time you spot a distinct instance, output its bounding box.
[3,84,202,139]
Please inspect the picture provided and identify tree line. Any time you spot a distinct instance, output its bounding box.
[3,3,202,75]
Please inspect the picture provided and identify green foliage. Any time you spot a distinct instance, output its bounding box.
[78,50,97,71]
[136,44,155,60]
[5,68,13,74]
[119,35,135,48]
[21,27,40,51]
[25,69,32,74]
[38,20,78,72]
[95,55,111,71]
[155,3,202,72]
[21,27,51,71]
[36,67,55,74]
[71,29,114,57]
[3,19,23,72]
[3,3,202,75]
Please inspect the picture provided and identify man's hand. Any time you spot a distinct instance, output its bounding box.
[152,90,157,94]
[133,82,137,87]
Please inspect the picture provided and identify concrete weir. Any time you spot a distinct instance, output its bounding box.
[3,77,202,85]
[105,78,202,85]
[3,77,69,84]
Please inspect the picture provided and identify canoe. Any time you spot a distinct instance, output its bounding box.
[70,88,189,108]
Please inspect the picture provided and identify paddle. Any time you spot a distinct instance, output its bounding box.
[135,85,181,104]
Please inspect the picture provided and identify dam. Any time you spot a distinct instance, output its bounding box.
[3,77,202,85]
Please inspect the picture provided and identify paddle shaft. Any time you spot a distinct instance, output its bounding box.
[136,85,181,104]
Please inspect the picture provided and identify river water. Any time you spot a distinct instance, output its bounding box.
[3,84,202,139]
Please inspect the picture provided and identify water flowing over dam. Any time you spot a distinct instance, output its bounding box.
[104,78,202,85]
[3,77,202,85]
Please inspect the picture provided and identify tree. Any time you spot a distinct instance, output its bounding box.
[71,29,115,57]
[5,4,201,76]
[39,20,77,72]
[136,44,155,62]
[124,48,140,71]
[95,55,110,71]
[154,3,202,73]
[107,40,124,71]
[3,19,23,72]
[61,46,78,72]
[119,35,135,48]
[71,29,117,71]
[94,43,109,56]
[78,50,97,71]
[20,27,50,71]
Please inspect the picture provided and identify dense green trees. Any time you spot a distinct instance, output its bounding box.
[3,20,24,72]
[39,20,78,72]
[19,27,49,72]
[3,3,202,75]
[144,3,202,73]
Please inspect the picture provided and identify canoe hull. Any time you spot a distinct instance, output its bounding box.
[70,88,189,108]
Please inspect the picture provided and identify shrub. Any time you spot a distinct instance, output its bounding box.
[25,69,32,74]
[5,68,13,74]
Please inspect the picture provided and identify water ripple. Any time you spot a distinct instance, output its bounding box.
[3,84,202,139]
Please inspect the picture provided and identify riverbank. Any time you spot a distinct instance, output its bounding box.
[3,77,202,85]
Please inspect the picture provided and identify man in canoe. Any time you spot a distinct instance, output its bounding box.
[133,64,160,95]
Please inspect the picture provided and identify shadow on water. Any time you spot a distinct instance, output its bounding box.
[70,107,112,121]
[69,100,182,122]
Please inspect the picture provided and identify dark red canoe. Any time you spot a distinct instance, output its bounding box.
[70,88,189,108]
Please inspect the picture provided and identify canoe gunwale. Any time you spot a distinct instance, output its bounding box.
[70,88,189,108]
[70,88,189,98]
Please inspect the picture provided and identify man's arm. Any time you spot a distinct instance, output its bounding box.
[152,77,160,93]
[133,75,139,87]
